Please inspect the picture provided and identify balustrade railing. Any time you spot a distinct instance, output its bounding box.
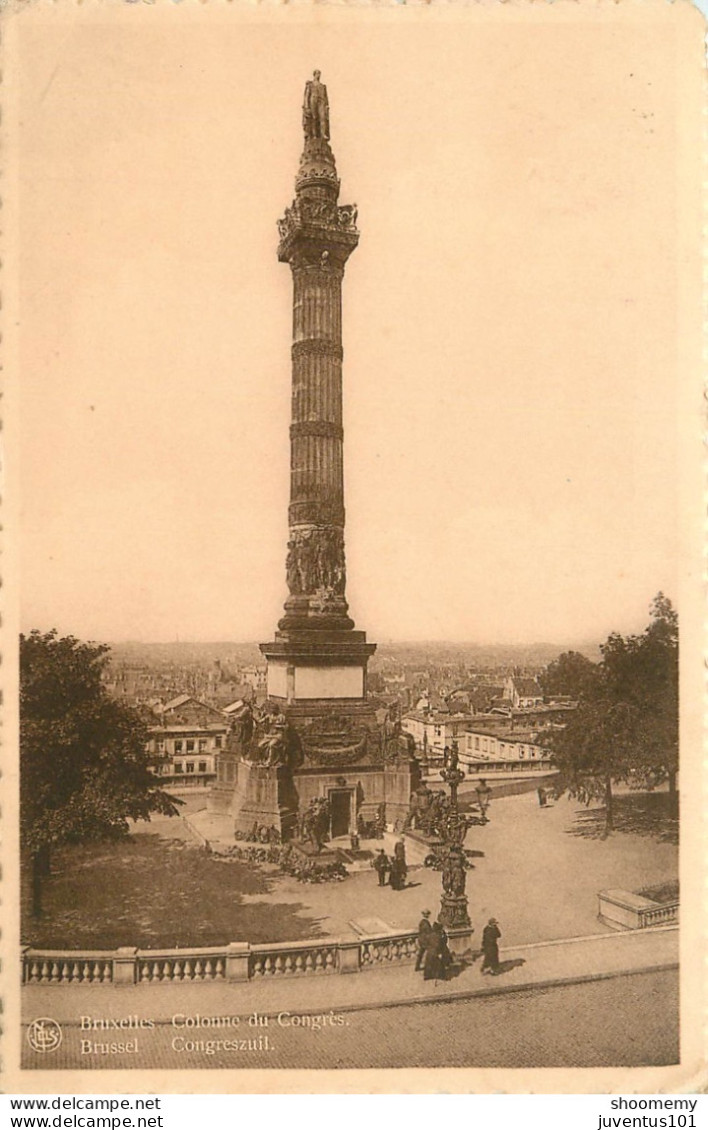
[638,902,679,928]
[598,888,679,931]
[250,939,340,977]
[21,926,466,987]
[137,948,227,984]
[24,952,114,986]
[360,932,417,967]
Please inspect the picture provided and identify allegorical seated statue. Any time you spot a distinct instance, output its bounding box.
[302,69,329,141]
[256,715,291,768]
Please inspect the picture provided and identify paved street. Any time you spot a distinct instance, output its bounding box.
[21,970,677,1070]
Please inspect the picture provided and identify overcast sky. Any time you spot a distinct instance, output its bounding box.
[16,7,690,646]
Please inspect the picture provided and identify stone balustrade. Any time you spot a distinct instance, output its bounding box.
[250,939,340,977]
[598,888,679,931]
[23,951,114,986]
[638,902,679,928]
[360,932,418,967]
[137,948,227,984]
[21,927,474,987]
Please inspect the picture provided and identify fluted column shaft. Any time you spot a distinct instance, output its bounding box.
[289,266,345,529]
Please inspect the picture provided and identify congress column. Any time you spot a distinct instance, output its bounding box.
[276,70,358,635]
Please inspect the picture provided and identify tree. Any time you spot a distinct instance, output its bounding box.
[600,593,678,802]
[539,650,598,700]
[21,630,182,916]
[548,594,679,835]
[548,693,638,836]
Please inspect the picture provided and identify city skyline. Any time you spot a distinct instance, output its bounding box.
[19,18,681,646]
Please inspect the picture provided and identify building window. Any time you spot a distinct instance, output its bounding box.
[157,740,165,752]
[186,762,195,773]
[174,762,184,774]
[186,740,195,753]
[475,738,480,750]
[198,739,207,752]
[174,741,183,754]
[215,736,223,749]
[198,761,207,773]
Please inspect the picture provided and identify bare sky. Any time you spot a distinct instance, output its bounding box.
[16,6,691,646]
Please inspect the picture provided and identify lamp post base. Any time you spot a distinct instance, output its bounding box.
[439,893,471,930]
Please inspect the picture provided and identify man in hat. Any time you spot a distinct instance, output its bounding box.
[415,910,433,971]
[372,848,391,887]
[481,917,501,975]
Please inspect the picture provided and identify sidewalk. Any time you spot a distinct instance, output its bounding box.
[22,925,677,1024]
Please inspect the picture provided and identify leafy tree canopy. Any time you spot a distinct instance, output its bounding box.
[21,629,181,859]
[547,594,678,833]
[539,650,598,700]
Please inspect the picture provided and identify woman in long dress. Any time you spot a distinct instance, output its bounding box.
[423,925,443,981]
[423,921,451,982]
[390,841,408,890]
[481,917,501,975]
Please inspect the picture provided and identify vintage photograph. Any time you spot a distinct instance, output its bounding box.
[5,0,704,1090]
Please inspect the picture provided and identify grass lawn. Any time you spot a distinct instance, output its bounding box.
[22,834,327,949]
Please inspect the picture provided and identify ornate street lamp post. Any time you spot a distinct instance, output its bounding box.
[438,743,471,929]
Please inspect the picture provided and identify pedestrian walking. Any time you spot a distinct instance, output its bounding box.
[537,785,547,807]
[414,909,433,971]
[423,922,443,982]
[481,917,501,975]
[437,920,453,975]
[390,839,408,890]
[475,778,492,821]
[423,920,451,984]
[372,848,390,886]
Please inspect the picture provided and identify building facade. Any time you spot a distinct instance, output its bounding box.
[460,726,552,773]
[148,695,228,786]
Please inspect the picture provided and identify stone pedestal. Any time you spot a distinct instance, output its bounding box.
[225,942,250,982]
[446,925,475,958]
[338,937,362,974]
[289,840,340,865]
[229,761,298,840]
[113,947,138,986]
[439,893,471,930]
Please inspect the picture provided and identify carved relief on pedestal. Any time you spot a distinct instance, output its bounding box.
[300,713,369,767]
[285,526,346,598]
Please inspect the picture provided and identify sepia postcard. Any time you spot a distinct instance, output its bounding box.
[1,0,705,1095]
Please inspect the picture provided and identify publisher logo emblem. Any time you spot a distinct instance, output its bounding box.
[27,1017,63,1054]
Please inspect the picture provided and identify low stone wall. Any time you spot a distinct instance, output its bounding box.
[22,927,474,987]
[598,888,679,931]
